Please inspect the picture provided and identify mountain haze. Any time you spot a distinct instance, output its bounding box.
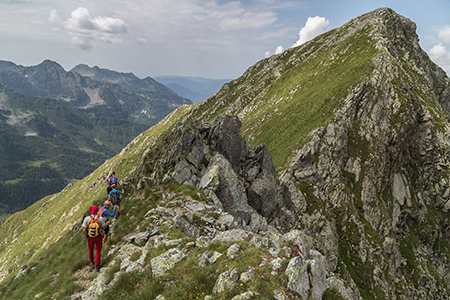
[1,8,450,300]
[154,76,231,103]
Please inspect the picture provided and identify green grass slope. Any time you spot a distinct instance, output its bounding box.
[0,104,193,283]
[189,24,379,169]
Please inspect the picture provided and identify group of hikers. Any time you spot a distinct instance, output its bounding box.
[81,172,124,271]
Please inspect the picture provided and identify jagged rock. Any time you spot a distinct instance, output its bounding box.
[270,257,283,271]
[283,230,313,259]
[326,277,352,300]
[155,295,166,300]
[231,290,258,300]
[163,238,183,247]
[208,153,251,218]
[151,248,187,277]
[208,251,223,264]
[308,250,326,300]
[196,236,211,248]
[249,236,269,248]
[197,251,210,267]
[149,227,161,237]
[155,207,176,217]
[227,243,241,259]
[244,144,287,217]
[209,115,246,173]
[269,247,280,257]
[125,231,151,245]
[212,229,250,243]
[392,173,411,206]
[285,256,309,299]
[199,165,220,192]
[145,234,166,248]
[81,269,108,300]
[274,290,289,300]
[14,264,28,280]
[173,215,200,238]
[240,267,254,282]
[186,202,205,212]
[172,159,196,184]
[218,213,234,227]
[249,213,268,234]
[212,268,240,294]
[121,250,148,273]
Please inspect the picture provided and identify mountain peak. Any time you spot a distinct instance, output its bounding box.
[36,59,66,71]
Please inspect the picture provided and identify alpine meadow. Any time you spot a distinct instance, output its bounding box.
[1,7,450,300]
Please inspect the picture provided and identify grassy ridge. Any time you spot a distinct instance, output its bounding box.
[189,26,380,169]
[0,105,192,283]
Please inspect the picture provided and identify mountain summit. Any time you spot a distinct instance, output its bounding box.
[1,8,450,300]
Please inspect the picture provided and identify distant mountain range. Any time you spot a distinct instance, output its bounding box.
[0,60,191,217]
[154,75,231,103]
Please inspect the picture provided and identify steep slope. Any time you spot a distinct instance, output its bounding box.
[1,7,450,300]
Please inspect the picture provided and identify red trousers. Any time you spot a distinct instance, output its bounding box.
[87,236,102,266]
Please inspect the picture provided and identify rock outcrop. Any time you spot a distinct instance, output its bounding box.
[141,115,292,232]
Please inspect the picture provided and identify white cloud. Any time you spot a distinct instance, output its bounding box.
[265,50,271,58]
[430,43,447,58]
[48,9,60,24]
[63,7,128,51]
[292,16,329,47]
[438,26,450,44]
[429,43,450,74]
[429,26,450,74]
[275,45,284,54]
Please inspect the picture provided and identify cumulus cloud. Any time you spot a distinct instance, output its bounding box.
[438,26,450,44]
[429,26,450,74]
[63,7,128,51]
[265,50,271,58]
[292,16,329,47]
[275,45,284,54]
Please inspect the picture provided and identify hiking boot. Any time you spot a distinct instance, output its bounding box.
[89,262,94,267]
[94,264,103,271]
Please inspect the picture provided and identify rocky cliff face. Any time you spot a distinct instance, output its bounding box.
[276,8,450,299]
[139,115,291,230]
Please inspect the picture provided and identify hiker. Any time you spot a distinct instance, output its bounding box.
[82,205,108,271]
[97,200,117,244]
[104,172,119,195]
[108,183,124,217]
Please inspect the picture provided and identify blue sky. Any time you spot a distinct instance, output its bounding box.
[0,0,449,79]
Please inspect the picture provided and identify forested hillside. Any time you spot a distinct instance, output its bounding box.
[0,61,191,217]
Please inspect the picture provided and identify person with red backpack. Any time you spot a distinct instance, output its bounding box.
[97,200,117,244]
[104,172,119,195]
[82,205,108,271]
